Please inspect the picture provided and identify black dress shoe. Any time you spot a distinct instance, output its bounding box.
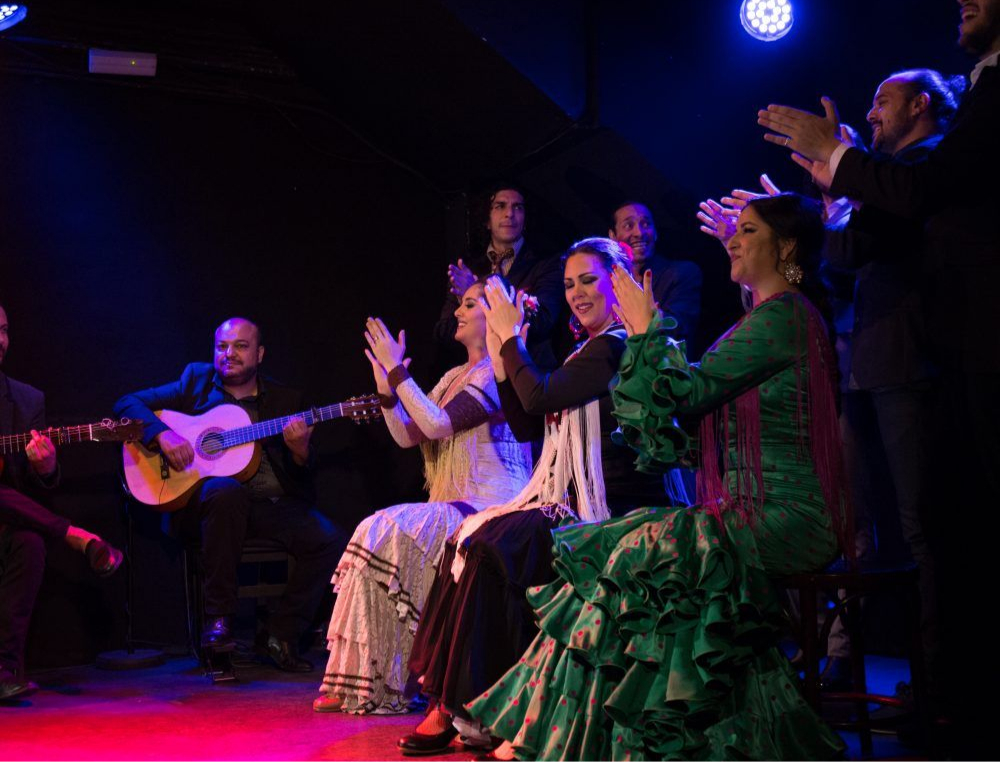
[265,636,313,672]
[397,726,459,756]
[819,656,852,691]
[201,616,235,651]
[0,680,38,702]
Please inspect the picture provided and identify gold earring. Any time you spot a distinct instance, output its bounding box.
[781,261,803,285]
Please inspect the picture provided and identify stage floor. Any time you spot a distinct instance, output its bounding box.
[1,649,914,760]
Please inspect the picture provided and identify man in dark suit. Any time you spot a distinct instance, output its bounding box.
[434,184,563,370]
[821,68,961,690]
[114,317,343,672]
[608,201,703,349]
[758,1,1000,751]
[1,304,122,702]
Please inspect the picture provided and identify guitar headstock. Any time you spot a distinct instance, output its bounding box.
[344,394,383,424]
[93,418,145,443]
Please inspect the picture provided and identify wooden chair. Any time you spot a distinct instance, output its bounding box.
[776,559,928,758]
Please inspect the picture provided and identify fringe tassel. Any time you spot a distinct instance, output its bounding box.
[803,300,854,562]
[449,397,609,580]
[735,387,764,521]
[694,295,850,557]
[696,404,728,527]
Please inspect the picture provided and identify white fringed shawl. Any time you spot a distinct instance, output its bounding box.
[449,328,623,580]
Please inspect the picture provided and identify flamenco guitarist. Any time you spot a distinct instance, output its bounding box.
[1,303,124,703]
[113,317,344,672]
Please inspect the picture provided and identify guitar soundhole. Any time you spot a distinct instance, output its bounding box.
[198,429,226,460]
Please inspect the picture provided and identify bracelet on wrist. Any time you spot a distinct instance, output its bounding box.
[386,364,411,391]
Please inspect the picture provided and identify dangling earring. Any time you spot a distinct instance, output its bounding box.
[781,260,803,285]
[569,313,586,340]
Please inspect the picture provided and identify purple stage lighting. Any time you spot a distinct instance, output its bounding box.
[740,0,793,42]
[0,3,26,32]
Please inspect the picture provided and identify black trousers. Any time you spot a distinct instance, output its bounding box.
[172,477,344,642]
[929,371,1000,756]
[838,383,937,663]
[0,484,71,680]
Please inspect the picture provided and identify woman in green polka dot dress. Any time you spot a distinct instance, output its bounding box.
[467,194,849,760]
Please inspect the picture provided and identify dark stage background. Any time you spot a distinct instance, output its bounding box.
[0,0,968,668]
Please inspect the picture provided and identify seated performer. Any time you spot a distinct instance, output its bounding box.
[313,281,532,714]
[554,202,702,364]
[467,193,848,760]
[398,238,666,755]
[1,303,122,703]
[113,317,344,672]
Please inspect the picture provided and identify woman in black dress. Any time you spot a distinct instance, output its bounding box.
[397,238,669,755]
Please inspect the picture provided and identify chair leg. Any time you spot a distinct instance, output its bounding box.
[182,549,200,658]
[799,581,821,711]
[844,592,873,758]
[905,581,930,743]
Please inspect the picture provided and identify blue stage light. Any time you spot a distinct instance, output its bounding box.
[740,0,793,42]
[0,4,27,32]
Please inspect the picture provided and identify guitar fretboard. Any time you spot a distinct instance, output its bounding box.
[214,403,356,450]
[0,425,107,455]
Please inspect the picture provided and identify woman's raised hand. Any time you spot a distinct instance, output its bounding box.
[699,174,782,247]
[479,276,525,343]
[365,317,407,371]
[485,324,507,382]
[723,173,781,213]
[364,348,391,396]
[611,266,656,337]
[697,198,737,245]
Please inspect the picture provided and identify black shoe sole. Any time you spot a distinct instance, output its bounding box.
[398,745,456,757]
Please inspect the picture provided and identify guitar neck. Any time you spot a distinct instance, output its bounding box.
[0,424,110,455]
[216,404,349,450]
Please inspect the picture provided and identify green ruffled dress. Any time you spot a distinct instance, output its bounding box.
[467,293,847,760]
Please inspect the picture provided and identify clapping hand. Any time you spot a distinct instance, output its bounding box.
[365,347,391,396]
[365,317,407,371]
[448,259,477,298]
[364,346,410,397]
[789,123,857,193]
[485,324,508,382]
[758,97,851,191]
[758,97,844,160]
[479,276,527,344]
[697,198,738,244]
[611,265,657,337]
[699,174,782,245]
[723,173,781,212]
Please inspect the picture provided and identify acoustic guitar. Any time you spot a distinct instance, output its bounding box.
[122,396,381,511]
[0,418,143,477]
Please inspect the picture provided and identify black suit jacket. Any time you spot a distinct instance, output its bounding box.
[0,372,60,496]
[830,65,1000,373]
[434,244,564,370]
[113,363,315,502]
[824,136,941,389]
[645,255,703,351]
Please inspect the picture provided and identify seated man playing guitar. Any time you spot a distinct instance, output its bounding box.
[1,304,124,703]
[114,317,345,672]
